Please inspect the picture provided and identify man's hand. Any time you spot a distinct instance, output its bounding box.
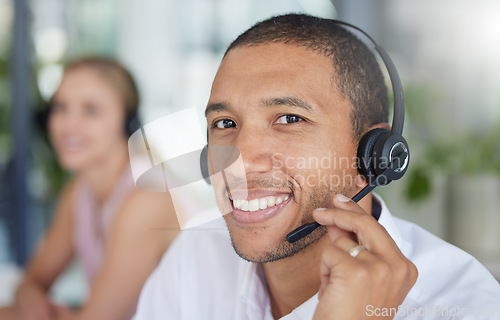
[312,194,418,320]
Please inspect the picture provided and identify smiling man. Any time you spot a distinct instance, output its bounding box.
[206,42,358,265]
[134,14,500,320]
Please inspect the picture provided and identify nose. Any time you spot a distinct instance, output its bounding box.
[55,108,83,133]
[236,126,273,176]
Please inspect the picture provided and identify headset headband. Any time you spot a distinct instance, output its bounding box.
[332,20,405,135]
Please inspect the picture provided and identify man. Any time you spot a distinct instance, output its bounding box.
[135,14,500,319]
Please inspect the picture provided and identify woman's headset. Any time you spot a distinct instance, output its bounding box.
[125,112,142,138]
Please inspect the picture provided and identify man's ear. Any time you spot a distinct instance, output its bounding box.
[365,122,391,132]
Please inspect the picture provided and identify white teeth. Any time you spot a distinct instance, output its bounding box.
[259,198,267,210]
[232,195,290,212]
[233,199,240,208]
[266,197,276,207]
[240,200,249,211]
[248,199,260,211]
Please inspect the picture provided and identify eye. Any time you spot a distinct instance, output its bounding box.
[84,103,100,116]
[213,119,237,129]
[275,114,303,124]
[50,102,66,114]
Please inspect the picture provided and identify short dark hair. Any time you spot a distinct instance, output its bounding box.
[225,13,388,140]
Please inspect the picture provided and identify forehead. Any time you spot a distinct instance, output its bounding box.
[216,43,333,85]
[208,43,346,111]
[225,42,331,68]
[55,67,117,99]
[62,66,102,83]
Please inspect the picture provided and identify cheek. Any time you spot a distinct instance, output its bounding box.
[278,151,359,207]
[48,114,63,141]
[88,116,124,141]
[276,151,352,184]
[212,175,232,214]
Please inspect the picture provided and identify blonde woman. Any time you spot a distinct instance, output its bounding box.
[0,57,179,320]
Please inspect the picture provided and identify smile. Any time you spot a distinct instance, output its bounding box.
[60,136,85,153]
[228,191,293,224]
[232,195,290,212]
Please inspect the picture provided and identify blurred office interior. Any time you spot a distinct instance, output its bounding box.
[0,0,499,306]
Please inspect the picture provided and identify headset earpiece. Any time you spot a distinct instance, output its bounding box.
[357,128,390,182]
[125,113,141,138]
[372,132,409,181]
[200,145,211,185]
[357,128,409,186]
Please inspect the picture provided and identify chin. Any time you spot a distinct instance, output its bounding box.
[59,161,85,172]
[225,215,327,263]
[214,173,332,263]
[56,152,93,172]
[229,232,286,263]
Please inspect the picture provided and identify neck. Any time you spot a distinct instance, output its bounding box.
[263,193,373,319]
[262,235,328,319]
[80,139,129,204]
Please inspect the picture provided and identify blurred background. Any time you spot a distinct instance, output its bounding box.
[0,0,499,306]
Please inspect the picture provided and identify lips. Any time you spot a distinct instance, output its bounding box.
[58,135,85,153]
[228,190,292,224]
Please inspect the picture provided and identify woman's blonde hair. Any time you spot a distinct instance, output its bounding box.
[64,57,140,117]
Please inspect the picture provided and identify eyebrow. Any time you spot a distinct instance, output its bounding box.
[204,96,317,117]
[262,96,317,114]
[205,102,230,117]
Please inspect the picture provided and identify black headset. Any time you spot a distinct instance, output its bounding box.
[125,112,142,138]
[199,20,410,243]
[338,20,409,186]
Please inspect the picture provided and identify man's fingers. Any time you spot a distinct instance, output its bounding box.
[333,237,365,257]
[319,238,378,299]
[313,206,395,253]
[314,195,419,319]
[320,237,377,278]
[330,236,381,265]
[313,195,400,257]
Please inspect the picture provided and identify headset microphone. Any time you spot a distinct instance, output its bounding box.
[285,20,410,244]
[286,152,408,243]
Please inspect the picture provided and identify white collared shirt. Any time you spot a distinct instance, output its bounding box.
[134,195,500,320]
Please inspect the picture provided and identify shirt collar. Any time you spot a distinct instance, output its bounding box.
[373,193,408,252]
[239,263,273,320]
[239,262,318,320]
[280,294,318,320]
